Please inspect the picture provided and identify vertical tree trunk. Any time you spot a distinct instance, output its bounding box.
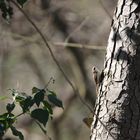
[91,0,140,140]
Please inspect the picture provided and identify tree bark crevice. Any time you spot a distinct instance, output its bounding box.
[91,0,140,140]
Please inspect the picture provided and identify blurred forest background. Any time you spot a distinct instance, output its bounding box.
[0,0,117,140]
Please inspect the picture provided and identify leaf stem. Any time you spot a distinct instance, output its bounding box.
[15,112,25,118]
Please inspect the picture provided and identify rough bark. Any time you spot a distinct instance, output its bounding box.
[91,0,140,140]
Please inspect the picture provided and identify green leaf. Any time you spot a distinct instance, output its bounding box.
[48,90,56,96]
[20,96,34,113]
[0,123,5,137]
[0,113,15,130]
[33,90,45,107]
[31,109,49,126]
[15,95,25,103]
[10,126,24,140]
[43,101,53,115]
[48,94,63,109]
[32,87,46,94]
[6,103,15,113]
[0,96,8,101]
[0,1,13,21]
[17,0,28,7]
[32,87,40,94]
[0,124,4,131]
[0,113,8,121]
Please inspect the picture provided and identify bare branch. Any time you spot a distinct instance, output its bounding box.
[64,16,89,43]
[9,0,93,113]
[54,42,105,50]
[99,0,112,19]
[4,31,106,50]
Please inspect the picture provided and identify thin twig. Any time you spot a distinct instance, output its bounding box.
[10,0,74,92]
[64,16,89,43]
[54,42,105,50]
[94,112,116,140]
[4,31,105,50]
[15,112,25,118]
[10,0,93,113]
[35,120,52,140]
[9,1,115,139]
[44,77,55,89]
[99,0,112,19]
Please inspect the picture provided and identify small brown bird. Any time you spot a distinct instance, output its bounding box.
[92,67,100,86]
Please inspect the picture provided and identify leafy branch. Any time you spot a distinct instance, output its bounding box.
[0,86,63,140]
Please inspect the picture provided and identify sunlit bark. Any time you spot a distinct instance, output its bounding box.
[91,0,140,139]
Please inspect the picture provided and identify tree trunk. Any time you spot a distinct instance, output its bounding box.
[90,0,140,140]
